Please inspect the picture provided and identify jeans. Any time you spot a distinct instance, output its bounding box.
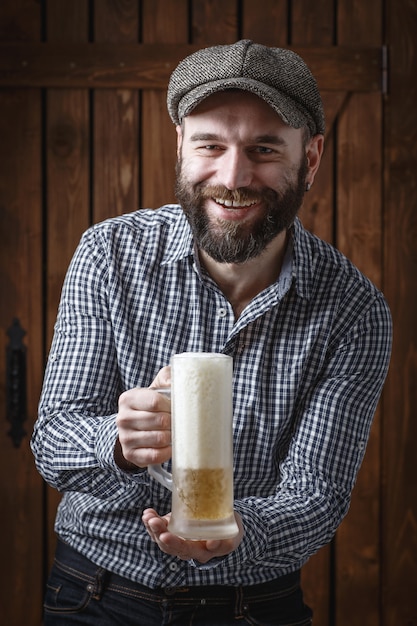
[43,539,313,625]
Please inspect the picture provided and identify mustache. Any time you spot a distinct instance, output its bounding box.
[197,185,264,204]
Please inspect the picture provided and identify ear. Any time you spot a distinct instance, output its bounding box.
[176,125,183,161]
[305,134,324,186]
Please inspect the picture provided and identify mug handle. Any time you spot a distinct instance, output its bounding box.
[148,464,173,491]
[147,388,173,491]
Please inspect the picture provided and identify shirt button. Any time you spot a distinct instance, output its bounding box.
[218,308,227,318]
[168,562,179,572]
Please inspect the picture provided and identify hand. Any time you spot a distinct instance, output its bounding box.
[115,367,172,469]
[142,508,244,564]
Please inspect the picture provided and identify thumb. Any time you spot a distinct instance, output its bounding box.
[206,540,221,552]
[149,365,171,391]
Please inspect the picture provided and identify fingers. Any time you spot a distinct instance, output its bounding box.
[118,387,171,416]
[116,383,172,468]
[149,365,172,391]
[142,509,205,560]
[142,508,169,543]
[142,509,244,564]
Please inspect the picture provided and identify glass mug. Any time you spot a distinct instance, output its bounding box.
[148,352,239,540]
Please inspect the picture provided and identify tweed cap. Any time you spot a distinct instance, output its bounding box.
[167,39,325,136]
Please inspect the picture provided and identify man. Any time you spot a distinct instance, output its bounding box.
[31,40,392,625]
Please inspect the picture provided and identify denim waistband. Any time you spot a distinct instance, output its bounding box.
[55,538,300,601]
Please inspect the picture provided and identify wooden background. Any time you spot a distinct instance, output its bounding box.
[0,1,416,624]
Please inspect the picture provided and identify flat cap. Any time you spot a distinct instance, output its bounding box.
[167,39,325,136]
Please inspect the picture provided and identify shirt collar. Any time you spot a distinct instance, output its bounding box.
[160,208,194,265]
[291,217,313,300]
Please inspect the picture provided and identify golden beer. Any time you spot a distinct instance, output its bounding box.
[172,467,233,520]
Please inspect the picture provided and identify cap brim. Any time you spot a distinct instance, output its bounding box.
[173,78,312,132]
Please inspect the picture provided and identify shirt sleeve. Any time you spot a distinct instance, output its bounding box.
[31,227,147,499]
[209,292,392,571]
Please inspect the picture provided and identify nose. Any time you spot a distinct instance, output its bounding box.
[217,149,253,190]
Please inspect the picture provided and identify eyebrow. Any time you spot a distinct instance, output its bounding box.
[189,132,222,142]
[253,134,288,146]
[188,132,288,146]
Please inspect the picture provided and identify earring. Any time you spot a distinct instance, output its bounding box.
[305,182,311,192]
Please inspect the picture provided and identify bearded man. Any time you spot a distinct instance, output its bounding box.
[32,40,392,626]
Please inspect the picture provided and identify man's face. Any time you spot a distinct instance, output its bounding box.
[175,90,317,264]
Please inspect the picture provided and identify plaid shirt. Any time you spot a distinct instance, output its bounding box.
[32,205,392,587]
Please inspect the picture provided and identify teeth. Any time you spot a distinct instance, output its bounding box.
[214,198,257,208]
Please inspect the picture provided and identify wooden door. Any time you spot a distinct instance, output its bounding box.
[0,1,416,625]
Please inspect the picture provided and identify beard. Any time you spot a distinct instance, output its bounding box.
[175,155,309,264]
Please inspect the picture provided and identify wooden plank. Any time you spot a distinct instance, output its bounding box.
[383,0,417,623]
[0,42,383,91]
[0,2,43,623]
[192,0,238,44]
[93,0,139,222]
[336,0,383,624]
[141,0,188,209]
[45,0,90,574]
[299,91,348,243]
[291,3,335,624]
[337,91,383,284]
[0,1,40,41]
[242,0,287,45]
[294,0,337,247]
[292,0,334,45]
[0,89,44,626]
[45,0,90,371]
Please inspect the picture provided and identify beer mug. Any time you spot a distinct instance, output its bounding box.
[148,352,239,540]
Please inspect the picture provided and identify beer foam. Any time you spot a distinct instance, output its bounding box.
[172,353,233,468]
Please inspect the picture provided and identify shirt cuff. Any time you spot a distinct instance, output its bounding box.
[189,502,268,570]
[95,413,146,479]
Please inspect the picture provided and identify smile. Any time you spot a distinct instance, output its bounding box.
[213,197,257,208]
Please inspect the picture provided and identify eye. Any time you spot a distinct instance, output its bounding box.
[247,143,286,162]
[253,146,274,154]
[195,144,224,156]
[200,144,221,151]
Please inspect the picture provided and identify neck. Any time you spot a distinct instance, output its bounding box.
[199,230,288,319]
